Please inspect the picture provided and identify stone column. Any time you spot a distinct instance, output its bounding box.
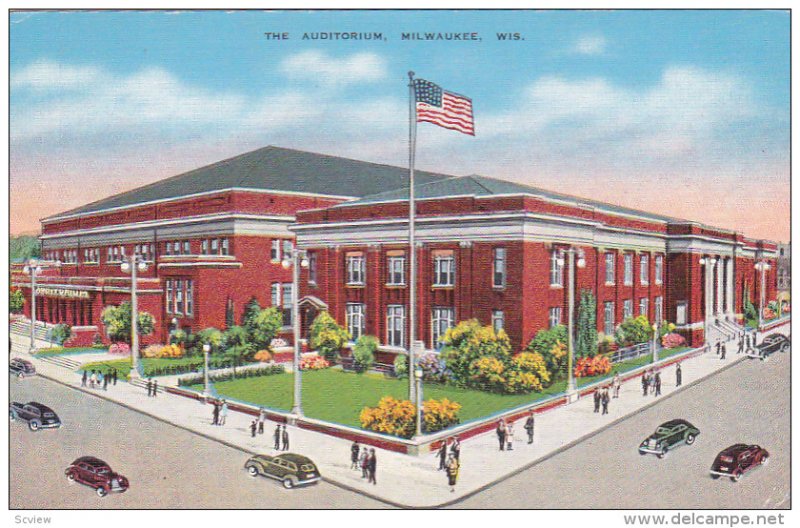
[715,257,724,316]
[703,258,711,324]
[726,257,735,318]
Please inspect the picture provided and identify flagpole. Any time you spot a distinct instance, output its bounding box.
[407,70,417,404]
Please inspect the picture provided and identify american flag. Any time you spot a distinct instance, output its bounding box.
[413,78,474,136]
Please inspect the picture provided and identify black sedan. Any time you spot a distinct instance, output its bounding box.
[244,453,321,489]
[10,401,62,431]
[639,419,700,458]
[710,444,769,482]
[746,333,790,360]
[10,358,36,378]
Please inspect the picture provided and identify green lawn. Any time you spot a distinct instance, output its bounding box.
[77,357,208,378]
[34,345,106,357]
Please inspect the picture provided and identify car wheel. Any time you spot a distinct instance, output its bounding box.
[731,471,741,483]
[282,476,296,489]
[781,344,789,353]
[657,448,668,459]
[685,434,696,445]
[28,420,40,431]
[638,450,646,456]
[9,411,16,422]
[761,455,769,466]
[66,472,76,482]
[711,474,720,480]
[96,487,108,498]
[17,372,24,379]
[247,466,259,477]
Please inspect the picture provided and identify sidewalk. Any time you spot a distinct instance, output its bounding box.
[8,323,788,508]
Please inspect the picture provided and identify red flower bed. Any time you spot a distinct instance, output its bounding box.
[574,355,612,378]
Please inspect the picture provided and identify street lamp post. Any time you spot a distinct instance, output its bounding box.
[121,255,148,378]
[754,260,771,336]
[557,247,586,401]
[282,248,309,417]
[414,366,424,437]
[202,343,211,400]
[652,323,660,363]
[23,259,43,354]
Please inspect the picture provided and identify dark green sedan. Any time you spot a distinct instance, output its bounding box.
[639,419,700,458]
[244,453,321,489]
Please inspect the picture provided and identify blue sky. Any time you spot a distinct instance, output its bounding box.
[10,9,790,240]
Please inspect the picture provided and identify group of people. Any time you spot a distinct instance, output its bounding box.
[737,331,756,355]
[641,368,662,397]
[349,442,377,485]
[593,386,612,414]
[145,378,159,397]
[211,399,229,425]
[249,407,269,437]
[81,368,118,390]
[495,411,536,452]
[273,423,290,451]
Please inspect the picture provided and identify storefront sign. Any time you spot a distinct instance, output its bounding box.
[34,287,91,300]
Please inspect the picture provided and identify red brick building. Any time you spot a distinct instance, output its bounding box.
[12,146,778,353]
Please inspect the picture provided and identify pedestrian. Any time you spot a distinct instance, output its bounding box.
[738,337,744,354]
[258,407,266,435]
[450,436,460,462]
[112,368,118,386]
[601,387,610,415]
[649,370,656,395]
[367,449,377,485]
[153,379,158,397]
[436,440,448,470]
[281,423,290,451]
[212,401,220,425]
[219,400,228,426]
[654,372,662,396]
[445,454,460,493]
[81,370,87,387]
[612,372,621,398]
[146,378,152,396]
[351,441,361,470]
[506,422,515,451]
[593,389,601,412]
[715,340,721,356]
[720,342,727,360]
[704,341,711,354]
[101,371,108,391]
[250,419,257,438]
[641,371,649,396]
[360,447,369,478]
[496,419,507,451]
[524,411,535,444]
[90,369,97,389]
[675,363,682,387]
[273,423,281,449]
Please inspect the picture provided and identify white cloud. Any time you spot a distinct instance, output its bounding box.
[572,35,607,55]
[12,59,103,92]
[278,50,388,86]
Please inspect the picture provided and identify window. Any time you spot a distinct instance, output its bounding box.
[211,239,219,254]
[221,238,229,256]
[282,240,294,258]
[281,283,294,326]
[174,279,184,315]
[655,296,663,323]
[346,253,366,285]
[655,255,663,284]
[271,240,281,261]
[640,254,649,285]
[201,240,209,255]
[433,250,456,287]
[550,250,563,287]
[386,305,405,347]
[83,248,99,263]
[605,253,615,284]
[387,253,405,285]
[623,253,633,285]
[493,248,507,288]
[604,302,615,335]
[271,283,281,307]
[492,310,505,333]
[164,242,172,256]
[676,302,687,325]
[548,307,562,328]
[623,299,633,320]
[431,307,455,346]
[308,252,317,284]
[346,304,366,341]
[639,298,649,318]
[173,241,180,255]
[185,281,194,316]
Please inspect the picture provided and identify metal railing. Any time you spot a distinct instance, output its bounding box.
[609,341,658,364]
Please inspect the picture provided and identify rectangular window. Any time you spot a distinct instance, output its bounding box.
[271,283,281,307]
[548,307,562,328]
[605,253,615,284]
[183,240,191,255]
[624,253,633,285]
[174,279,183,315]
[201,239,208,255]
[604,301,615,335]
[493,248,507,288]
[173,241,180,255]
[639,298,649,318]
[165,280,173,314]
[640,254,649,284]
[211,238,219,254]
[387,253,406,285]
[655,296,663,323]
[346,304,366,341]
[165,242,172,256]
[492,310,505,333]
[433,250,456,287]
[283,240,294,257]
[550,250,563,287]
[655,255,663,284]
[623,299,633,320]
[185,280,194,316]
[308,252,317,284]
[282,283,293,326]
[431,307,455,346]
[271,240,281,261]
[386,305,406,348]
[346,253,366,285]
[676,302,687,325]
[221,238,229,256]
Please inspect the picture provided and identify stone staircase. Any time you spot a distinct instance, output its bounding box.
[128,376,168,395]
[38,354,83,370]
[9,319,51,342]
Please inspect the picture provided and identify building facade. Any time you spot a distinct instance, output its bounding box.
[777,243,791,295]
[12,147,778,353]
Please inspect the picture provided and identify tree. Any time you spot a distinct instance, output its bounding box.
[225,297,235,329]
[526,325,568,376]
[9,288,25,313]
[194,327,224,353]
[242,297,262,333]
[249,307,283,351]
[440,319,512,389]
[9,235,41,262]
[352,335,378,372]
[614,315,652,347]
[223,325,254,376]
[575,289,597,358]
[100,302,154,344]
[50,324,73,345]
[309,311,350,362]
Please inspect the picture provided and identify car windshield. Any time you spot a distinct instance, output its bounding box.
[95,467,111,475]
[43,412,55,418]
[655,427,672,435]
[300,464,316,472]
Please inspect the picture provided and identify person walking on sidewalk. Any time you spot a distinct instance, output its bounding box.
[506,422,515,451]
[219,400,228,426]
[654,372,662,396]
[737,336,744,354]
[593,389,601,413]
[715,340,721,356]
[524,411,535,444]
[101,371,108,391]
[351,441,361,470]
[360,447,369,478]
[281,424,290,451]
[450,436,461,462]
[212,401,220,425]
[649,370,656,395]
[273,423,281,450]
[641,372,649,396]
[613,372,621,398]
[146,378,152,396]
[112,368,118,386]
[81,370,87,387]
[675,363,682,387]
[496,419,507,451]
[436,440,448,470]
[153,379,159,397]
[445,453,459,493]
[720,342,727,360]
[601,387,610,415]
[89,370,97,389]
[250,419,257,438]
[367,449,377,485]
[258,407,266,435]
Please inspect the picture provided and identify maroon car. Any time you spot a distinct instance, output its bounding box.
[710,444,769,482]
[65,456,129,497]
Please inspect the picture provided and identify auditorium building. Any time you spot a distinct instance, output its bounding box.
[12,146,778,355]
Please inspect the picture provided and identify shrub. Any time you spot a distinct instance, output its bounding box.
[574,355,612,378]
[576,290,598,357]
[511,352,551,386]
[661,333,686,349]
[360,396,416,438]
[526,325,568,376]
[108,342,130,355]
[352,335,378,372]
[10,288,25,313]
[92,333,103,346]
[597,333,617,354]
[254,350,272,362]
[422,398,462,433]
[161,344,184,358]
[170,329,188,346]
[441,319,512,388]
[614,315,653,347]
[50,324,73,345]
[100,302,154,343]
[469,356,506,392]
[309,311,350,362]
[248,308,283,351]
[178,364,285,386]
[393,354,408,378]
[300,353,330,370]
[417,352,450,382]
[142,344,162,358]
[506,370,545,393]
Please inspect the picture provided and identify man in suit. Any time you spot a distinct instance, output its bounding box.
[654,372,662,396]
[281,424,290,451]
[153,379,158,397]
[675,363,682,387]
[641,372,649,396]
[273,423,281,450]
[351,441,361,470]
[496,420,506,451]
[212,401,220,425]
[601,388,610,415]
[146,378,152,397]
[720,342,727,360]
[524,411,535,444]
[367,449,377,485]
[436,440,448,470]
[594,389,602,412]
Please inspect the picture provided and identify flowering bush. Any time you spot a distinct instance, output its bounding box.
[142,344,161,358]
[142,343,183,358]
[109,342,131,355]
[506,370,545,393]
[510,352,551,387]
[661,333,686,349]
[614,315,653,347]
[309,311,350,362]
[300,354,330,370]
[574,355,612,378]
[417,352,450,382]
[352,335,378,372]
[441,319,512,388]
[422,398,462,433]
[763,307,777,320]
[161,344,184,358]
[360,396,416,438]
[469,356,506,392]
[254,349,272,362]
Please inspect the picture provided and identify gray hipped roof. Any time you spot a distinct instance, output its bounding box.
[46,146,453,220]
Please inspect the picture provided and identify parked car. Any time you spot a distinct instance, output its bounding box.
[244,453,321,489]
[710,444,769,482]
[9,401,62,431]
[65,457,129,497]
[746,333,790,360]
[9,358,36,378]
[639,419,700,458]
